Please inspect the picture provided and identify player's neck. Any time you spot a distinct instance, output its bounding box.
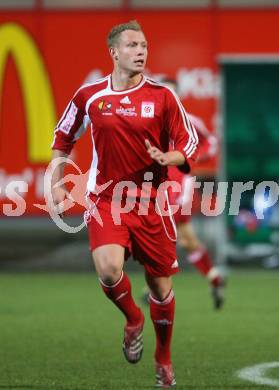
[111,71,143,91]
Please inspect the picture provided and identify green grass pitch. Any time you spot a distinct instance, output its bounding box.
[0,270,278,389]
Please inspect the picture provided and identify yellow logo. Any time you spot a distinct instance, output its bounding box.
[98,100,112,111]
[0,23,56,162]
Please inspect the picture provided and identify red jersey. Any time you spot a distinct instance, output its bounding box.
[52,75,199,198]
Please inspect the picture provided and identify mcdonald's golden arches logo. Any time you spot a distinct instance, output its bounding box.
[0,23,56,163]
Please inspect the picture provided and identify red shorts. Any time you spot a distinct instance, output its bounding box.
[85,195,179,277]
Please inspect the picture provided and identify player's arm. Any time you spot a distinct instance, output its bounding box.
[50,150,71,214]
[145,89,199,171]
[145,140,185,166]
[50,88,88,214]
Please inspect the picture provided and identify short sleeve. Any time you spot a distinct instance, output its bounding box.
[165,88,199,173]
[52,87,89,155]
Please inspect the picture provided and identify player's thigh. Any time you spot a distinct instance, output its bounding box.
[92,244,125,281]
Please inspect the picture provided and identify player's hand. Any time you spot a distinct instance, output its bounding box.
[145,139,168,166]
[50,185,73,218]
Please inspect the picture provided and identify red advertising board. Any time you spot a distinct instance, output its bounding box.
[0,8,279,215]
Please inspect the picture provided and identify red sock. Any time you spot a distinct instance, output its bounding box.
[188,247,221,286]
[100,272,142,326]
[188,246,213,276]
[149,289,175,365]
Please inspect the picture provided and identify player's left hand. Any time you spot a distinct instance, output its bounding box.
[145,139,168,165]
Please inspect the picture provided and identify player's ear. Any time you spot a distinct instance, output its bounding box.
[109,47,118,61]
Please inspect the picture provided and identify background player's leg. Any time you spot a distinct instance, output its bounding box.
[92,244,142,326]
[177,222,222,284]
[177,222,225,308]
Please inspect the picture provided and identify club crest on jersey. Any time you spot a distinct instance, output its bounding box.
[141,102,154,118]
[98,101,112,115]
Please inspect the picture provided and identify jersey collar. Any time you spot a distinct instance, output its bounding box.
[108,74,146,94]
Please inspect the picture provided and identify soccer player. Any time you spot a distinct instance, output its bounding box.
[50,21,199,387]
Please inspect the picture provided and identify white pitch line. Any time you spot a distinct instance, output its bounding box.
[237,362,279,388]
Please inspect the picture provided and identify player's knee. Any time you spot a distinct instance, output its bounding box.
[98,265,122,284]
[101,272,122,286]
[187,239,201,253]
[93,254,122,284]
[97,262,122,285]
[150,287,172,301]
[148,276,172,301]
[178,232,200,252]
[177,235,190,249]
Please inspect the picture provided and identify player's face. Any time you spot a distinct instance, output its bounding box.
[115,30,148,74]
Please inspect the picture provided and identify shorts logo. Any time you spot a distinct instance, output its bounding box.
[141,101,154,118]
[171,259,179,268]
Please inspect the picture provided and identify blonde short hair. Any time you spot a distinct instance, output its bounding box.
[107,20,143,48]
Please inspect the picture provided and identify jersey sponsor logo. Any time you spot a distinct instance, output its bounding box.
[98,100,112,115]
[141,101,154,118]
[116,106,137,117]
[120,95,131,104]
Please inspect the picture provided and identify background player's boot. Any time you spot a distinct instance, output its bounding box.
[211,276,226,310]
[122,312,144,364]
[155,361,176,387]
[207,267,226,310]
